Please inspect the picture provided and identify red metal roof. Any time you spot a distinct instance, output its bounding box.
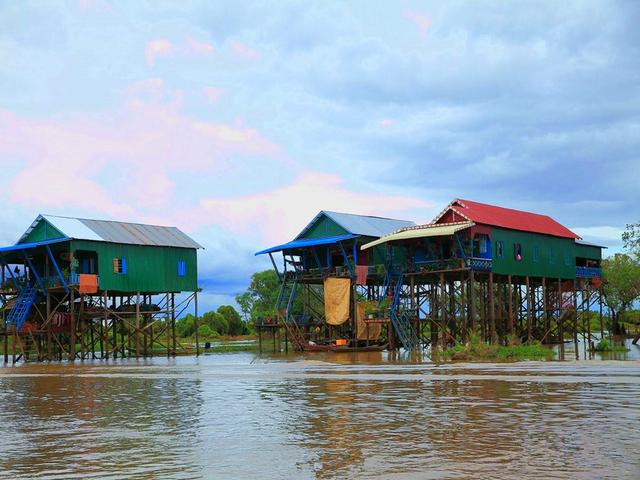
[434,199,580,239]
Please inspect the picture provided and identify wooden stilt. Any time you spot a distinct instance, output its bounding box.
[194,292,200,356]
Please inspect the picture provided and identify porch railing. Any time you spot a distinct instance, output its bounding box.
[576,266,601,278]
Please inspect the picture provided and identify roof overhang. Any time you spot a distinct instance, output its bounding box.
[361,221,475,251]
[256,233,360,256]
[0,238,70,254]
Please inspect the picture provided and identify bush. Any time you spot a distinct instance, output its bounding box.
[197,324,218,339]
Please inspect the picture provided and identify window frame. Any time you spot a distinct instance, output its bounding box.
[113,257,128,275]
[496,240,504,259]
[177,260,186,277]
[514,243,523,261]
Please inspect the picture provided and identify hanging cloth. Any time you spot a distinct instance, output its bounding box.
[324,278,351,325]
[355,265,368,286]
[355,302,382,340]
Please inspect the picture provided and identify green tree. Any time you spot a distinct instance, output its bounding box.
[197,324,217,339]
[176,314,196,338]
[218,305,246,336]
[243,269,281,321]
[602,253,640,335]
[235,291,253,322]
[202,310,228,336]
[622,222,640,257]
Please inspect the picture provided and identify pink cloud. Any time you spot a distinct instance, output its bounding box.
[230,41,259,61]
[0,94,281,219]
[202,86,225,103]
[185,37,215,56]
[145,39,175,66]
[404,10,432,37]
[197,171,430,244]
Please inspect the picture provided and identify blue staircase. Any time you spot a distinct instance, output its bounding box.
[382,272,418,350]
[6,284,37,332]
[276,274,305,350]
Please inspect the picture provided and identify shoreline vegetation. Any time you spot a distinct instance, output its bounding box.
[435,335,556,362]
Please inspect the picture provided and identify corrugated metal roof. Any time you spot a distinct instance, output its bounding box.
[255,233,359,255]
[296,211,415,239]
[21,215,202,249]
[361,221,474,250]
[434,199,580,239]
[575,239,607,249]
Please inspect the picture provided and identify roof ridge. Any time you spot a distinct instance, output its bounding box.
[322,210,415,222]
[455,199,554,219]
[42,213,178,230]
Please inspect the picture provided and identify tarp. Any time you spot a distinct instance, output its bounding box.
[255,234,359,256]
[324,277,350,325]
[355,303,382,341]
[360,221,474,250]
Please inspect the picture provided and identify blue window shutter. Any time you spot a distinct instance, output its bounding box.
[122,258,128,274]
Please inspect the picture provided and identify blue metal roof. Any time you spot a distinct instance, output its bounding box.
[255,233,359,256]
[0,237,70,253]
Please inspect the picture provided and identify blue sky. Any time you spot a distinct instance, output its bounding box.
[0,1,638,311]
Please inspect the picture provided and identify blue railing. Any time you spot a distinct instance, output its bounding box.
[466,257,492,271]
[576,266,601,278]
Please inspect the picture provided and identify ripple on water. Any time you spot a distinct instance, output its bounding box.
[0,354,638,479]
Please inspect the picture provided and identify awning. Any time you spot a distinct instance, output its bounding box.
[255,233,359,256]
[361,222,474,250]
[0,237,70,254]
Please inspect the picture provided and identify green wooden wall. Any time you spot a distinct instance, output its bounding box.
[574,243,602,260]
[490,227,577,279]
[71,240,198,293]
[298,215,348,239]
[21,220,65,243]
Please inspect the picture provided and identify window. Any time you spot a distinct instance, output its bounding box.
[113,258,127,274]
[533,245,540,263]
[177,260,186,277]
[496,241,504,259]
[479,235,488,255]
[549,247,556,264]
[514,243,522,261]
[563,248,572,266]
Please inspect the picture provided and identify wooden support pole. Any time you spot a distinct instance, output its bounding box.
[135,292,140,358]
[195,292,200,356]
[573,281,579,360]
[525,276,532,343]
[439,273,446,346]
[489,272,496,344]
[542,277,549,340]
[470,270,476,335]
[171,293,176,356]
[557,279,564,359]
[103,291,109,360]
[166,292,171,358]
[69,288,76,361]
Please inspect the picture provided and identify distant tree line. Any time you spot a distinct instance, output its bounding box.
[176,305,250,339]
[602,221,640,337]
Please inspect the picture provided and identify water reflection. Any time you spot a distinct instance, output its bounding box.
[0,354,638,479]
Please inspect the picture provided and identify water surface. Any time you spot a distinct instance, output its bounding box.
[0,352,639,479]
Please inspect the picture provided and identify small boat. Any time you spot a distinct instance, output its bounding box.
[304,343,387,352]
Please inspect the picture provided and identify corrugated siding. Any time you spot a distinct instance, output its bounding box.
[574,242,602,260]
[21,219,65,244]
[71,240,198,293]
[491,227,576,279]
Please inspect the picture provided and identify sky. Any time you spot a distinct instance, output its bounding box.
[0,0,638,311]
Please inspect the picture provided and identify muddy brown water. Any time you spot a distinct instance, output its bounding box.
[0,352,639,479]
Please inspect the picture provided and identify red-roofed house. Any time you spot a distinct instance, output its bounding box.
[363,198,603,280]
